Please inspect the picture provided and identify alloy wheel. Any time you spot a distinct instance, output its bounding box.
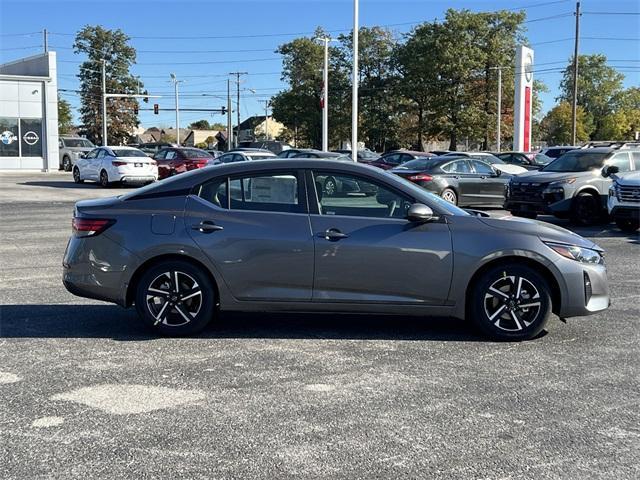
[324,178,337,197]
[441,189,457,205]
[100,171,109,187]
[483,275,541,332]
[73,168,81,183]
[145,271,203,327]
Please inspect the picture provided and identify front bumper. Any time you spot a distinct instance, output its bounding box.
[555,256,610,318]
[504,187,572,215]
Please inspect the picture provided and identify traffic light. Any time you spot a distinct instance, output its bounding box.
[153,103,159,114]
[133,104,139,115]
[221,106,226,115]
[142,90,149,103]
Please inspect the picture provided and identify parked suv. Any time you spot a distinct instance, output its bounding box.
[505,147,640,224]
[604,165,640,232]
[58,136,95,171]
[538,146,577,159]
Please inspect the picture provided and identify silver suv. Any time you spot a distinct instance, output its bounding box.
[59,136,95,171]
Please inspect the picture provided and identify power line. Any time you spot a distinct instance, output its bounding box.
[582,12,640,16]
[58,57,281,66]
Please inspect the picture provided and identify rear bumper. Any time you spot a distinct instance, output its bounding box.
[116,175,157,184]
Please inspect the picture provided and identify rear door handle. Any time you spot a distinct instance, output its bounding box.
[319,228,349,241]
[192,220,223,233]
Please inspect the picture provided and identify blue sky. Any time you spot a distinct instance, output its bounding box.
[1,0,638,130]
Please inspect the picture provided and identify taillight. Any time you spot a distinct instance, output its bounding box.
[112,161,127,167]
[408,174,432,182]
[148,160,157,165]
[72,217,115,237]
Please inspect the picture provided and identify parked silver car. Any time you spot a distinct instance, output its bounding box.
[63,159,610,340]
[58,136,95,171]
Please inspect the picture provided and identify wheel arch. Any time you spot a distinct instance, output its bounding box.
[126,253,220,308]
[464,256,562,316]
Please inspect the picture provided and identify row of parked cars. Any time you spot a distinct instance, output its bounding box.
[68,139,640,232]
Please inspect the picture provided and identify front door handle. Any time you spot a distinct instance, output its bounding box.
[192,220,223,233]
[319,228,349,241]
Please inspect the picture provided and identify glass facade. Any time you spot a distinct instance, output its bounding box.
[0,117,20,157]
[0,116,43,158]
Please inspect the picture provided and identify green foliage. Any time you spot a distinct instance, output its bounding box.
[74,25,141,145]
[57,98,73,134]
[188,120,211,130]
[195,142,208,149]
[558,54,625,139]
[540,102,593,145]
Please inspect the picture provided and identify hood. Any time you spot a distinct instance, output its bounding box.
[510,170,593,184]
[65,146,94,152]
[614,171,640,186]
[495,163,526,174]
[477,215,600,251]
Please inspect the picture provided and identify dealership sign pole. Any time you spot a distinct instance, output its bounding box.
[513,45,534,152]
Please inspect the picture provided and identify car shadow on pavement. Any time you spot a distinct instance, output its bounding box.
[21,181,101,189]
[0,304,484,342]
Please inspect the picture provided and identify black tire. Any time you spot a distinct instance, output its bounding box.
[135,260,216,336]
[469,264,552,341]
[72,167,83,184]
[441,188,458,205]
[511,210,537,219]
[571,192,601,226]
[62,156,72,172]
[324,176,338,197]
[99,170,110,188]
[615,217,640,233]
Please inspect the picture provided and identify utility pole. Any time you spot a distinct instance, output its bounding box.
[571,1,581,145]
[351,0,359,161]
[43,29,48,53]
[227,78,233,151]
[318,36,332,152]
[494,67,502,151]
[101,59,107,146]
[230,72,248,147]
[260,100,270,141]
[170,73,183,145]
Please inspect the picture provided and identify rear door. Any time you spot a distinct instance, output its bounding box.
[441,159,477,204]
[185,169,314,301]
[308,169,452,304]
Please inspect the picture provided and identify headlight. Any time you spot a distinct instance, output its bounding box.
[545,242,604,265]
[544,178,576,192]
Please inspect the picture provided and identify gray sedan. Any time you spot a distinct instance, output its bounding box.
[63,159,610,340]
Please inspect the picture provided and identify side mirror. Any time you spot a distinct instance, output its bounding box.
[602,165,619,178]
[79,153,86,159]
[493,169,502,177]
[406,203,435,223]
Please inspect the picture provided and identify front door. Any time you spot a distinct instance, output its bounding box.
[441,159,478,205]
[185,169,314,301]
[470,160,508,204]
[308,170,453,304]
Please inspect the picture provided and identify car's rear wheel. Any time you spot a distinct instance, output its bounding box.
[135,260,215,336]
[615,217,640,233]
[470,264,552,341]
[73,167,83,184]
[571,192,601,225]
[324,176,337,197]
[99,170,110,188]
[441,188,457,205]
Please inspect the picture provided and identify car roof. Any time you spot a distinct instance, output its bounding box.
[104,146,141,150]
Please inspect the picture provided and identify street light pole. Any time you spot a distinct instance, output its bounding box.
[230,72,248,147]
[260,100,270,141]
[351,0,359,161]
[170,73,182,145]
[571,1,581,145]
[101,59,107,146]
[321,37,331,152]
[227,78,233,151]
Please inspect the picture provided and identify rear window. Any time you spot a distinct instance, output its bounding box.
[396,158,434,170]
[64,139,94,148]
[112,149,148,158]
[182,149,212,159]
[542,151,609,172]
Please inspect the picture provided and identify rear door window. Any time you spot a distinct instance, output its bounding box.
[442,160,472,174]
[228,171,303,213]
[471,160,494,175]
[605,152,631,172]
[196,178,228,209]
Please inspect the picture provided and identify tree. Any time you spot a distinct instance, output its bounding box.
[58,98,73,134]
[540,101,593,145]
[188,119,211,130]
[558,54,625,139]
[74,25,141,145]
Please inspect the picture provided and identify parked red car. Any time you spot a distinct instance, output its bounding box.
[153,148,213,179]
[368,150,435,170]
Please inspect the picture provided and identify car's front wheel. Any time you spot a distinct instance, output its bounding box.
[62,156,72,172]
[571,192,601,225]
[135,260,216,336]
[470,264,552,341]
[73,167,83,184]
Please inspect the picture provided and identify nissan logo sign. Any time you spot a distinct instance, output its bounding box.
[23,131,39,146]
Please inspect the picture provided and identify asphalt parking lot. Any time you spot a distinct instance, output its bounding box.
[1,171,639,479]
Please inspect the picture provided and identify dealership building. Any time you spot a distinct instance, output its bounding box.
[0,52,59,170]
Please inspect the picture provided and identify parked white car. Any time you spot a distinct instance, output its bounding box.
[72,146,158,188]
[441,152,528,175]
[605,166,640,232]
[59,136,95,171]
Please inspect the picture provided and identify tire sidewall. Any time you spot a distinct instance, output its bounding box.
[100,170,110,188]
[135,260,215,336]
[572,192,600,225]
[470,264,552,341]
[441,188,457,205]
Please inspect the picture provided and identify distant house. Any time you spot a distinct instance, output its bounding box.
[183,129,220,148]
[235,116,284,142]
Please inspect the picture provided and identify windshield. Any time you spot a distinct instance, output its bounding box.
[534,153,553,165]
[182,149,212,159]
[64,139,94,148]
[542,151,608,172]
[112,149,148,158]
[472,154,503,164]
[396,158,435,170]
[359,150,379,160]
